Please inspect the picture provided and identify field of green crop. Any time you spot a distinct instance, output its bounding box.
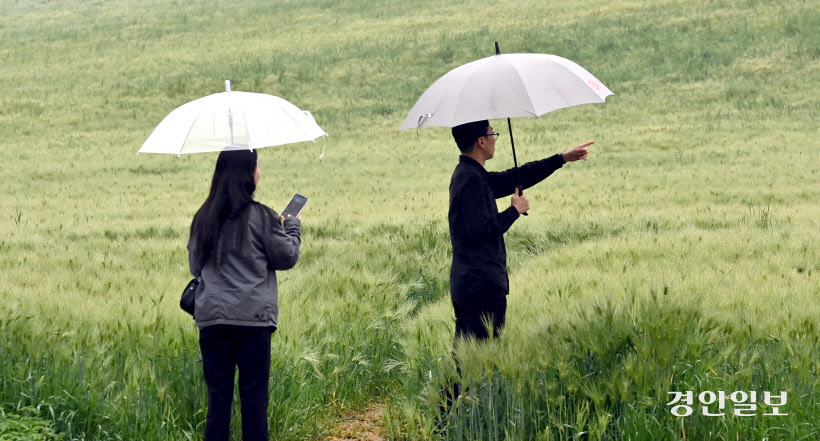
[1,0,818,439]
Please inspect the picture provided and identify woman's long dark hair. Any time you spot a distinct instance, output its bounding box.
[190,149,258,269]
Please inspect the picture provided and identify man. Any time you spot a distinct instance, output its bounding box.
[448,119,592,342]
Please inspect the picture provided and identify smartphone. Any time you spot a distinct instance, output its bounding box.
[281,194,308,219]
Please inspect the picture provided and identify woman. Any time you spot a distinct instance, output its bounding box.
[187,149,301,441]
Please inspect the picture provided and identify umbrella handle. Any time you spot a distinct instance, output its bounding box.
[517,186,528,216]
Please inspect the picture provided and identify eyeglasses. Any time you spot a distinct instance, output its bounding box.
[479,132,500,140]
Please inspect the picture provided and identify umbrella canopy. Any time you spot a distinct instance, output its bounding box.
[139,81,327,155]
[399,52,613,131]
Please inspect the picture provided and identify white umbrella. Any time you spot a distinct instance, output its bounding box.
[399,45,613,131]
[399,43,613,201]
[138,81,327,156]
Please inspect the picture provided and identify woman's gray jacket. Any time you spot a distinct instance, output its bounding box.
[187,203,301,329]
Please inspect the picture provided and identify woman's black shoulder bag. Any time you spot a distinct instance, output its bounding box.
[180,277,199,316]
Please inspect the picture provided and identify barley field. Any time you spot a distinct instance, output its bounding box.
[0,0,818,439]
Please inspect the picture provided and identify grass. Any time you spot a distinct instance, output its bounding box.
[0,0,818,439]
[0,408,63,441]
[388,226,820,439]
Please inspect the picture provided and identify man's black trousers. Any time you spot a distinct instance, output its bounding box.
[199,324,275,441]
[453,291,507,342]
[440,289,507,418]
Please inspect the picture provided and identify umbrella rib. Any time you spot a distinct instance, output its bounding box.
[237,105,252,148]
[543,62,580,114]
[179,111,204,156]
[498,56,538,117]
[448,63,482,124]
[279,101,317,143]
[536,59,607,115]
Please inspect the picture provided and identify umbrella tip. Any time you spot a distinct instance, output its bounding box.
[495,41,500,55]
[225,80,231,92]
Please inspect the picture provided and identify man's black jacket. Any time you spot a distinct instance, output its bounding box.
[448,154,566,305]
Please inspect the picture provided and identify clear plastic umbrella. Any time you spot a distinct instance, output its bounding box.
[138,81,327,156]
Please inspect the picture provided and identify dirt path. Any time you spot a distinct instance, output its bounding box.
[324,406,386,441]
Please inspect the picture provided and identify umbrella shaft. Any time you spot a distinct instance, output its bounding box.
[508,118,528,216]
[507,117,522,185]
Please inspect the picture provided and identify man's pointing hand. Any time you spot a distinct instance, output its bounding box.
[562,140,594,162]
